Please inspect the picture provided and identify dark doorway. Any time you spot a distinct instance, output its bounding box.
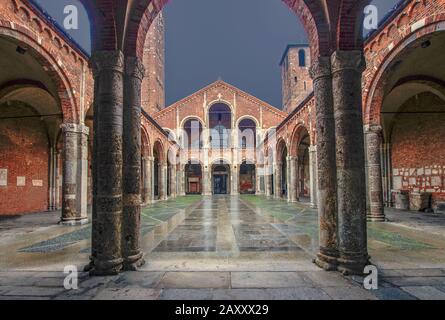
[212,164,229,194]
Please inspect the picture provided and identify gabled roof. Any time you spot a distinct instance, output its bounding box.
[154,80,288,119]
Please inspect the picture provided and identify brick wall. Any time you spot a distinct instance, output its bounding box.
[0,103,49,214]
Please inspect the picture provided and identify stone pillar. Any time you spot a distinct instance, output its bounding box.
[122,57,145,270]
[365,125,385,222]
[308,145,318,209]
[142,157,150,204]
[288,156,298,202]
[265,169,272,197]
[310,57,338,270]
[170,164,177,198]
[160,164,167,200]
[274,163,281,199]
[202,166,211,195]
[255,166,263,195]
[90,50,125,275]
[149,157,155,202]
[178,165,186,196]
[61,123,89,226]
[331,51,368,275]
[231,164,239,195]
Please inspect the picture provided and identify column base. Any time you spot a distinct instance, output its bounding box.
[89,257,123,276]
[367,214,386,222]
[313,249,338,271]
[337,253,370,276]
[60,217,89,226]
[123,251,145,271]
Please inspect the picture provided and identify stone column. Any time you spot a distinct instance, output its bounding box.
[274,163,281,199]
[160,164,167,200]
[255,165,263,195]
[231,164,239,195]
[365,125,385,222]
[288,156,298,202]
[178,165,186,196]
[308,145,318,208]
[331,50,368,275]
[90,50,125,275]
[170,164,177,198]
[141,157,150,204]
[149,157,155,202]
[122,57,145,270]
[265,169,272,197]
[310,57,339,270]
[202,166,212,195]
[61,123,89,226]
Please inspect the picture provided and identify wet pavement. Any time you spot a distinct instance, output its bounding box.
[0,195,445,300]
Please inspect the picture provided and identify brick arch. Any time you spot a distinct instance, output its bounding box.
[364,16,445,126]
[153,139,165,163]
[78,0,120,51]
[0,22,78,122]
[289,123,310,157]
[122,0,330,60]
[276,138,288,164]
[336,0,374,51]
[141,126,152,157]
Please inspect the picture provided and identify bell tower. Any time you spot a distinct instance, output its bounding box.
[142,12,166,115]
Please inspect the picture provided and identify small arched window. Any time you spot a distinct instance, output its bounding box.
[298,49,306,67]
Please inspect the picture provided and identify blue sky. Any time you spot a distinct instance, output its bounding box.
[32,0,401,107]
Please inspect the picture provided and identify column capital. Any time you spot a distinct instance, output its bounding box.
[309,145,317,153]
[331,50,366,74]
[125,56,145,80]
[364,124,383,135]
[309,56,331,80]
[61,123,89,135]
[90,50,125,76]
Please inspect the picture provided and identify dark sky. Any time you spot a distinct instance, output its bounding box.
[33,0,400,107]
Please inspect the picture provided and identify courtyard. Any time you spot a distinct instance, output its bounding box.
[0,195,444,300]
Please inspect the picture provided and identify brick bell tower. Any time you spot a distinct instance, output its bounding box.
[142,11,166,115]
[280,44,313,113]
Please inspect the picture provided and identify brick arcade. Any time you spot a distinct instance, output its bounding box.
[0,0,444,280]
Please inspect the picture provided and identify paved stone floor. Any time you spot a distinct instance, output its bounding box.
[1,195,445,300]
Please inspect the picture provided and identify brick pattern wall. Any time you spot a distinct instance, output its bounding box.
[0,104,49,214]
[142,12,165,115]
[281,46,313,113]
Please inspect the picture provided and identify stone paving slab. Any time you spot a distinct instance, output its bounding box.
[321,286,378,300]
[157,272,231,289]
[231,272,309,288]
[93,288,162,300]
[401,286,445,300]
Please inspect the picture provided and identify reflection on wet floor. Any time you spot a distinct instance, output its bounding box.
[1,194,445,273]
[153,196,300,253]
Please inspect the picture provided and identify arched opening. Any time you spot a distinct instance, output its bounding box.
[185,160,202,194]
[209,103,231,149]
[153,141,165,200]
[183,118,203,149]
[238,118,256,149]
[373,31,445,212]
[141,128,152,204]
[212,160,230,195]
[239,160,255,194]
[0,35,66,215]
[298,49,306,67]
[276,140,288,199]
[297,129,311,201]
